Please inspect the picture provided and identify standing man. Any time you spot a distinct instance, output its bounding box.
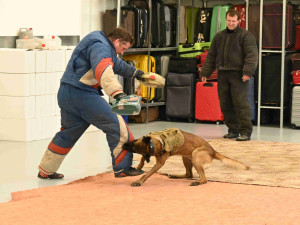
[38,27,151,179]
[201,9,258,141]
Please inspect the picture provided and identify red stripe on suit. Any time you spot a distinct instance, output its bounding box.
[95,58,114,86]
[48,142,72,155]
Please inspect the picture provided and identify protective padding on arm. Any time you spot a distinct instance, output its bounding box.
[100,65,123,97]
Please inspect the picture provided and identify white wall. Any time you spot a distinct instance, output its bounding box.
[0,0,118,39]
[81,0,117,38]
[0,0,82,36]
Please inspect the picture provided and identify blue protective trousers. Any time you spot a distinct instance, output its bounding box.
[47,83,134,175]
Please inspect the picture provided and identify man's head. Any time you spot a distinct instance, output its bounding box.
[108,27,135,55]
[226,9,240,30]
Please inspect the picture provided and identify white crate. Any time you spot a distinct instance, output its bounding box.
[65,49,74,68]
[0,96,35,119]
[35,50,47,73]
[35,73,46,95]
[0,116,61,141]
[0,48,35,73]
[46,50,66,72]
[0,73,35,96]
[45,72,59,94]
[0,118,35,141]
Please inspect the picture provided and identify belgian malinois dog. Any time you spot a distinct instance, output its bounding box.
[123,128,249,187]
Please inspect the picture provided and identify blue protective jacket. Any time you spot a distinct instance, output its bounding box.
[61,31,136,94]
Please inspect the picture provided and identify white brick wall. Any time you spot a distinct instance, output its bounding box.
[0,48,100,141]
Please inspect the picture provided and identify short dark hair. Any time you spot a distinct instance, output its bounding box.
[108,27,135,46]
[226,9,240,20]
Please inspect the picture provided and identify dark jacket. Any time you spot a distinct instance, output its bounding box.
[201,26,258,78]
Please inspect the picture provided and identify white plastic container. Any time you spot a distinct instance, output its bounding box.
[16,39,39,49]
[18,28,34,39]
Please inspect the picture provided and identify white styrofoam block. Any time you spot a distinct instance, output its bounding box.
[65,49,74,68]
[35,95,43,118]
[35,50,47,73]
[36,95,56,118]
[0,48,35,73]
[0,116,62,142]
[45,72,58,94]
[0,96,35,119]
[0,73,35,96]
[35,73,46,95]
[56,72,63,92]
[46,50,66,72]
[44,95,56,117]
[0,118,35,141]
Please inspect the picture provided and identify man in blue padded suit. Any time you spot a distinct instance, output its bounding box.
[38,27,152,179]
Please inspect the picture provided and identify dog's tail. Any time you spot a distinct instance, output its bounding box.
[214,151,249,170]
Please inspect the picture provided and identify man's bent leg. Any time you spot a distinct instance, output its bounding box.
[80,94,143,177]
[38,109,90,178]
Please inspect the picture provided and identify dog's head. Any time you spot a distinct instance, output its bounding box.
[122,135,164,163]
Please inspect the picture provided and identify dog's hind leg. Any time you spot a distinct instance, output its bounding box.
[168,157,193,179]
[190,149,212,186]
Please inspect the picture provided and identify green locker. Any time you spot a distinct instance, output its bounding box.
[186,7,200,44]
[210,5,232,42]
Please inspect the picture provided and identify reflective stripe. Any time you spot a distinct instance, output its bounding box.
[95,58,114,85]
[115,150,128,166]
[48,142,72,155]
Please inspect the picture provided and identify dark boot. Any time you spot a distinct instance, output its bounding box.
[236,135,251,141]
[38,171,64,179]
[223,133,239,139]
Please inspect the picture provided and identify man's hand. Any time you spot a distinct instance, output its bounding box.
[201,77,207,83]
[242,75,250,82]
[114,93,127,101]
[135,70,145,81]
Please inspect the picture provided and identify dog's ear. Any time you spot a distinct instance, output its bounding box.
[142,136,151,144]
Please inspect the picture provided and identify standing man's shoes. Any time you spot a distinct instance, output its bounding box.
[223,133,239,139]
[236,135,251,141]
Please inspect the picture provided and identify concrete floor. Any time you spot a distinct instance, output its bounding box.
[0,121,299,203]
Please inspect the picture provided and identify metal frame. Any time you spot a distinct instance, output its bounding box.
[257,0,287,129]
[116,0,181,123]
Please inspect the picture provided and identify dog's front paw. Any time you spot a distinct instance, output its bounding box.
[131,181,142,187]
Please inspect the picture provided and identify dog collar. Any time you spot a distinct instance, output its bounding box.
[149,136,168,156]
[149,139,155,155]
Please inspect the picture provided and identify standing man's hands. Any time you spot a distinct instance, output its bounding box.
[201,77,207,83]
[242,75,250,82]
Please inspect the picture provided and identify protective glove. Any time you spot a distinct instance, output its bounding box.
[135,70,145,81]
[139,72,165,88]
[114,93,127,101]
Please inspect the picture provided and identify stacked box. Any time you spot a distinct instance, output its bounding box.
[291,86,300,128]
[0,48,102,141]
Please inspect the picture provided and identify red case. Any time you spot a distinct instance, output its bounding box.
[233,4,246,29]
[291,53,300,71]
[293,71,300,84]
[291,25,300,50]
[195,82,224,121]
[197,50,218,80]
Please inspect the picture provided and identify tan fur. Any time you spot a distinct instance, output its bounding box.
[123,129,249,186]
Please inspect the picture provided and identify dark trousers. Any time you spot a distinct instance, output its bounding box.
[218,70,252,136]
